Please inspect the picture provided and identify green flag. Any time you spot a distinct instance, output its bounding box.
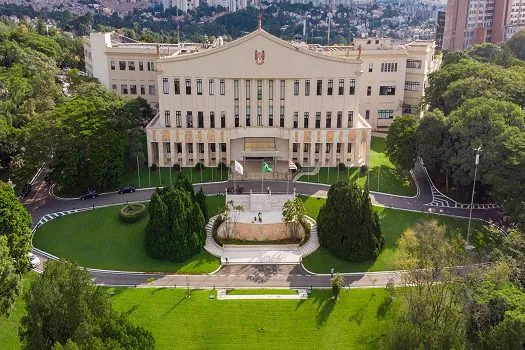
[262,161,273,173]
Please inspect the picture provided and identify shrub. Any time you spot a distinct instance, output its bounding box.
[119,203,147,223]
[195,162,205,171]
[337,162,346,171]
[360,164,369,173]
[299,217,311,247]
[217,162,228,171]
[212,214,224,247]
[150,163,158,171]
[172,163,181,172]
[331,274,344,299]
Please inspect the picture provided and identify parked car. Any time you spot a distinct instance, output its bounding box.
[21,183,32,197]
[80,188,98,200]
[118,185,136,194]
[28,253,40,268]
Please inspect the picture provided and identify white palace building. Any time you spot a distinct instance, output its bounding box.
[83,21,439,178]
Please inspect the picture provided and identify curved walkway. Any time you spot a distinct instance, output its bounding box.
[23,160,500,288]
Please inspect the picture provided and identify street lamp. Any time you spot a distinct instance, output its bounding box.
[465,146,482,251]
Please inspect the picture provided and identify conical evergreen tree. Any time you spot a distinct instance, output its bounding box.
[195,187,208,221]
[145,192,169,259]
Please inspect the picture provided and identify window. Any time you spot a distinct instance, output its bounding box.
[220,111,226,128]
[119,61,126,70]
[367,86,372,96]
[365,110,370,119]
[293,143,299,152]
[315,112,321,128]
[210,143,216,153]
[210,112,215,128]
[269,80,274,127]
[111,84,117,91]
[220,80,225,95]
[110,61,115,70]
[316,80,322,95]
[380,62,398,72]
[209,79,214,95]
[163,78,169,94]
[187,143,193,154]
[379,86,396,95]
[140,85,145,95]
[293,112,298,128]
[121,84,128,94]
[337,111,342,128]
[176,111,182,127]
[245,80,251,127]
[128,61,135,71]
[220,143,226,153]
[147,62,155,71]
[164,110,171,127]
[347,143,352,153]
[305,80,310,96]
[139,61,144,71]
[257,80,262,126]
[304,143,310,153]
[404,81,420,91]
[187,111,193,128]
[378,109,394,119]
[174,79,180,95]
[338,79,344,95]
[166,143,171,154]
[368,63,373,72]
[185,79,192,95]
[198,111,204,128]
[336,143,342,153]
[403,104,415,114]
[176,143,182,153]
[198,143,204,154]
[130,84,137,95]
[315,143,320,154]
[196,79,202,95]
[234,79,239,127]
[148,85,156,95]
[327,79,333,95]
[347,111,354,127]
[349,79,356,95]
[280,80,285,127]
[326,143,331,153]
[326,112,332,128]
[303,112,309,128]
[294,80,299,96]
[406,59,422,69]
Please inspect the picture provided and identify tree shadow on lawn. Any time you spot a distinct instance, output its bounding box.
[368,165,414,195]
[348,291,376,325]
[304,290,337,326]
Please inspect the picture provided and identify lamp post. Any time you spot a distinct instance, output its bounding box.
[465,146,482,251]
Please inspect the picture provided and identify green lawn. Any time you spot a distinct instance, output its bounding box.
[299,137,416,196]
[301,196,495,274]
[0,272,37,349]
[108,287,398,349]
[32,196,226,273]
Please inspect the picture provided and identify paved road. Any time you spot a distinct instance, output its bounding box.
[23,161,500,288]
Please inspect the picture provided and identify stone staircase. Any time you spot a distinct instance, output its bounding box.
[204,215,223,258]
[298,216,320,257]
[293,166,320,181]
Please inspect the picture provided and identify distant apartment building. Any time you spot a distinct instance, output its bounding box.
[207,0,248,12]
[162,0,200,12]
[435,10,446,50]
[443,0,525,50]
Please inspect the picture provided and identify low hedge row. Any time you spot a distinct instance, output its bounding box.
[299,217,311,247]
[119,203,147,223]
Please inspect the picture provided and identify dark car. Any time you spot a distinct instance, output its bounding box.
[80,189,98,200]
[118,185,136,194]
[21,183,32,197]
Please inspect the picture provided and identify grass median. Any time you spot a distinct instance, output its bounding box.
[32,195,225,273]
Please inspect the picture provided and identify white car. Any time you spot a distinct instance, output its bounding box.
[29,253,40,268]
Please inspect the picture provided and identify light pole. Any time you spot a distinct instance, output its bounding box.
[465,146,482,251]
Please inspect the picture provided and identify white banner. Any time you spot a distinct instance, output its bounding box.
[234,160,244,175]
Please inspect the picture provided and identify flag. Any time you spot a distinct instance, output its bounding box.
[234,160,244,175]
[288,160,297,171]
[262,161,273,173]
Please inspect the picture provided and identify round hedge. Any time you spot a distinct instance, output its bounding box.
[119,203,147,223]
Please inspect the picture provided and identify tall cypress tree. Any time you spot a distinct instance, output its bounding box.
[145,192,169,259]
[318,181,384,262]
[195,187,208,221]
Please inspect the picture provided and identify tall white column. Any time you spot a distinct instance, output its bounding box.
[354,131,361,166]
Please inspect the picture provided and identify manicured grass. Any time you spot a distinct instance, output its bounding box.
[300,137,416,196]
[301,196,495,274]
[226,289,298,295]
[32,196,226,273]
[0,272,37,349]
[108,287,398,349]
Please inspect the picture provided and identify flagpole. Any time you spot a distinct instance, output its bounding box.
[234,160,236,193]
[261,159,264,194]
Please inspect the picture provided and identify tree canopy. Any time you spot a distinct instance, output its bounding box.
[0,235,20,317]
[317,181,383,262]
[385,115,418,171]
[20,260,155,350]
[145,174,206,262]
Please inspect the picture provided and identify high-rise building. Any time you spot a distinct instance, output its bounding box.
[442,0,525,51]
[163,0,200,12]
[435,11,446,50]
